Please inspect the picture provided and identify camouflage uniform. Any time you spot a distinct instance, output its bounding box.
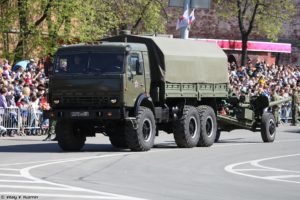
[272,92,280,125]
[291,90,299,126]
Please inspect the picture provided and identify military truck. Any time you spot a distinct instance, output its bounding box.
[47,34,276,151]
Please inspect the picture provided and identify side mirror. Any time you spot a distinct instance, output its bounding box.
[136,60,144,75]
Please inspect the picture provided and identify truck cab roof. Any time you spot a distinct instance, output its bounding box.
[57,42,148,53]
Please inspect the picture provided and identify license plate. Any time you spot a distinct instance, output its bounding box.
[70,111,89,117]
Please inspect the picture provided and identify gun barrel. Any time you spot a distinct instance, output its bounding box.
[269,97,291,107]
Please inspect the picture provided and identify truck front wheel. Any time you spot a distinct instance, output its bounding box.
[197,106,217,147]
[57,120,86,151]
[261,113,276,143]
[107,123,127,148]
[125,107,156,151]
[173,106,200,148]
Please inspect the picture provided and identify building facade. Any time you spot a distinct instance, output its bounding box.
[166,0,300,65]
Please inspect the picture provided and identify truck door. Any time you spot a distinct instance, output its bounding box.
[125,52,146,107]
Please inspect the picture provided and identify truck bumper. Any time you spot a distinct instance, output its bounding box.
[44,109,123,120]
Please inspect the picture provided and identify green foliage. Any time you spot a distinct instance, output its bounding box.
[0,0,168,62]
[214,0,296,65]
[214,0,296,41]
[102,0,168,35]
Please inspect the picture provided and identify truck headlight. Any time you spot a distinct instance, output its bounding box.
[53,99,60,104]
[110,98,117,104]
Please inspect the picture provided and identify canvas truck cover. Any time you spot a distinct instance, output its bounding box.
[102,35,229,84]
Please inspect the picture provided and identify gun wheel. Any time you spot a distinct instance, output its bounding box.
[261,113,276,143]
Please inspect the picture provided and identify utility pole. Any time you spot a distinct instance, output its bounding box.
[180,0,190,39]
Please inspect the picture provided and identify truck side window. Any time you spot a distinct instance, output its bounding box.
[55,58,68,72]
[128,53,144,76]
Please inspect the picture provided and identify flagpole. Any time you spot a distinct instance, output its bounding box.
[180,0,190,39]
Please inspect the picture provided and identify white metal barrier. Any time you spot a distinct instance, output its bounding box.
[0,107,46,136]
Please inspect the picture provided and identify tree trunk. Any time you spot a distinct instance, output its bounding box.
[14,0,28,61]
[241,34,248,67]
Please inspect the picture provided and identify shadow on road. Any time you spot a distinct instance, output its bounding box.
[0,142,131,153]
[217,138,262,144]
[283,128,300,134]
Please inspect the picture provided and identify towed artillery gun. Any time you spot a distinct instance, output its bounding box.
[216,94,291,143]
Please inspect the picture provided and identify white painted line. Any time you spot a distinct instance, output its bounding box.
[0,174,21,177]
[225,154,300,184]
[216,139,300,148]
[0,138,299,167]
[0,185,78,191]
[265,175,300,179]
[234,169,276,172]
[19,153,147,200]
[0,168,20,171]
[0,180,38,183]
[0,138,299,199]
[0,192,134,199]
[0,153,133,167]
[251,154,300,174]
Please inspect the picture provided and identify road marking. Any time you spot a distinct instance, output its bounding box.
[0,180,37,183]
[215,139,300,148]
[1,137,300,198]
[0,168,19,171]
[0,174,22,177]
[225,154,300,184]
[0,185,82,191]
[265,175,300,179]
[0,192,136,199]
[0,153,147,200]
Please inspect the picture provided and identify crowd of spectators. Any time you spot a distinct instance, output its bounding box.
[0,58,50,137]
[228,59,300,123]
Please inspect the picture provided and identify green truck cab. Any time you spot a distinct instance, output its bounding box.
[48,34,231,151]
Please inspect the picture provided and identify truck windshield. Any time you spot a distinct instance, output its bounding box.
[54,52,124,74]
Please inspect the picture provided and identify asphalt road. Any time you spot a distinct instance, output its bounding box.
[0,125,299,200]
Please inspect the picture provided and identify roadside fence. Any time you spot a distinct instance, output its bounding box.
[0,107,48,137]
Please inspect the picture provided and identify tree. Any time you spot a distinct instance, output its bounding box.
[103,0,168,35]
[0,0,168,63]
[215,0,296,66]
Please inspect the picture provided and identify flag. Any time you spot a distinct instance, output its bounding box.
[176,9,189,30]
[188,9,195,26]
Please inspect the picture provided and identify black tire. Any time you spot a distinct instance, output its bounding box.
[197,106,217,147]
[173,106,200,148]
[125,107,156,151]
[261,113,276,143]
[107,123,128,148]
[57,120,86,151]
[215,130,221,143]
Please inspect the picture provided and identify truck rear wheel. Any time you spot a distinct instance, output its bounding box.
[125,107,156,151]
[261,113,276,142]
[197,106,217,147]
[107,123,127,148]
[57,120,86,151]
[173,106,200,148]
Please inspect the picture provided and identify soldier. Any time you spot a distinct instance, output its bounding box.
[271,88,281,125]
[291,88,299,126]
[43,119,57,141]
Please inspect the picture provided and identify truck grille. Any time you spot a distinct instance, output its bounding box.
[62,96,113,106]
